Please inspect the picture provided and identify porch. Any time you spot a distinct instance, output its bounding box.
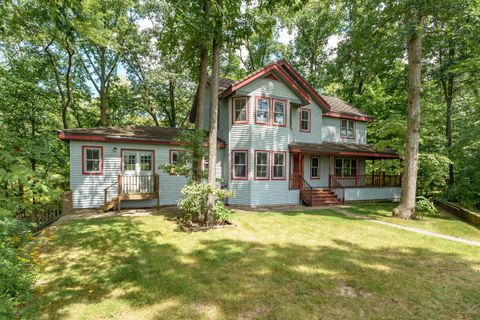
[104,174,160,211]
[288,142,401,206]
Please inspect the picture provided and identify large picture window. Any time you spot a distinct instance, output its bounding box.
[254,151,269,180]
[335,158,357,177]
[233,97,248,124]
[340,119,355,139]
[272,151,286,180]
[232,150,248,180]
[273,99,286,126]
[299,108,311,132]
[255,97,270,124]
[82,146,103,175]
[310,156,320,179]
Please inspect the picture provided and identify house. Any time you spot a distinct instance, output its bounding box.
[58,60,401,210]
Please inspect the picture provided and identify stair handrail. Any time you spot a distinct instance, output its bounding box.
[104,182,117,209]
[298,175,314,205]
[329,175,345,204]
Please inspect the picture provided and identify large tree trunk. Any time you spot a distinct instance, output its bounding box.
[169,79,176,127]
[393,15,424,220]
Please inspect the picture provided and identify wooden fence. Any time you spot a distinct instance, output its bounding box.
[27,191,73,232]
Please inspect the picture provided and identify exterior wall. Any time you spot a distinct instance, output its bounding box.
[69,140,223,209]
[322,117,367,144]
[344,187,401,201]
[291,102,324,144]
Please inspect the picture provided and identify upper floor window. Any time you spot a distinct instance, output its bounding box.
[233,97,248,124]
[340,119,355,139]
[232,150,248,180]
[255,97,270,124]
[273,99,286,126]
[202,155,209,172]
[254,151,269,180]
[272,151,286,180]
[335,158,357,177]
[310,156,320,179]
[82,146,103,175]
[299,108,311,132]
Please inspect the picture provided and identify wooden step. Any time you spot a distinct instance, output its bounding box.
[104,197,118,212]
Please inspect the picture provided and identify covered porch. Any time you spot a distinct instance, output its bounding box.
[104,174,160,211]
[288,142,401,205]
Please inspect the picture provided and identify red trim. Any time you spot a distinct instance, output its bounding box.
[82,145,103,175]
[324,112,372,122]
[340,119,356,140]
[299,108,311,132]
[277,59,330,111]
[271,151,287,180]
[356,156,360,187]
[310,156,320,179]
[254,150,270,180]
[168,149,185,175]
[120,148,156,175]
[265,73,278,81]
[231,96,249,125]
[254,96,270,125]
[220,64,311,103]
[58,132,226,148]
[272,98,287,126]
[231,149,249,180]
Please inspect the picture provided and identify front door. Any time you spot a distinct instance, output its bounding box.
[290,153,304,189]
[122,150,154,193]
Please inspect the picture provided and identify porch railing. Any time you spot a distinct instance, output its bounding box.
[332,175,402,188]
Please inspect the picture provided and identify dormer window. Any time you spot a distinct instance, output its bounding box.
[255,97,270,124]
[299,108,311,132]
[233,97,248,124]
[340,119,355,139]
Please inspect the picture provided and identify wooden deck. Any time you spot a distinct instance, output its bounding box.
[104,174,160,211]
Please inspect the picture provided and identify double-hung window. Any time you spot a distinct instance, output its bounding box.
[340,119,355,139]
[233,97,248,124]
[273,99,286,126]
[255,97,270,124]
[202,155,209,172]
[272,152,286,180]
[335,158,357,177]
[299,108,311,132]
[310,156,320,179]
[82,146,103,175]
[232,150,248,180]
[255,151,269,180]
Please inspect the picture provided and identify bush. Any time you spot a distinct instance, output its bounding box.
[415,196,438,219]
[178,182,235,223]
[0,216,35,318]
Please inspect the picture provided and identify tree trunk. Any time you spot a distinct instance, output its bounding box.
[393,15,424,220]
[99,47,108,126]
[169,79,176,127]
[206,17,222,226]
[442,46,455,187]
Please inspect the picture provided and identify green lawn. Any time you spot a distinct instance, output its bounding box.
[27,208,480,320]
[345,202,480,242]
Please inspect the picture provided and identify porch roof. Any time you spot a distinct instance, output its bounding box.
[289,142,399,159]
[57,126,226,147]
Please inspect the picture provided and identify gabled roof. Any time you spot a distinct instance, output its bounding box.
[189,60,373,123]
[57,126,226,147]
[289,142,398,159]
[218,62,312,104]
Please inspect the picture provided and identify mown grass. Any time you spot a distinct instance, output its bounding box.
[345,202,480,242]
[26,208,480,319]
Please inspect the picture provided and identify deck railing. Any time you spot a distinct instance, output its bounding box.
[119,174,159,194]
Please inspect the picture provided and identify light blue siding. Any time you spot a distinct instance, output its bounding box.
[345,188,401,201]
[322,117,367,144]
[70,141,223,209]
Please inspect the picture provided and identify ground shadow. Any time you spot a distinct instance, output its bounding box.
[26,215,480,319]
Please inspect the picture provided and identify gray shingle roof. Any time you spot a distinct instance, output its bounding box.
[289,141,398,158]
[321,96,371,118]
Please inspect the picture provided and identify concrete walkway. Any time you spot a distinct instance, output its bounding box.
[331,208,480,247]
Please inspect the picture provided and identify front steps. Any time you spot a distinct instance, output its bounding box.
[300,188,342,206]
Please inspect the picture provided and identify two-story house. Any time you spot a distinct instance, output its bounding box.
[58,60,401,210]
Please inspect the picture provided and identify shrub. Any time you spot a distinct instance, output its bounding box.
[415,196,438,219]
[178,182,235,223]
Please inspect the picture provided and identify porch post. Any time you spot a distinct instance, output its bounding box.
[356,157,359,187]
[328,154,332,188]
[372,159,375,187]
